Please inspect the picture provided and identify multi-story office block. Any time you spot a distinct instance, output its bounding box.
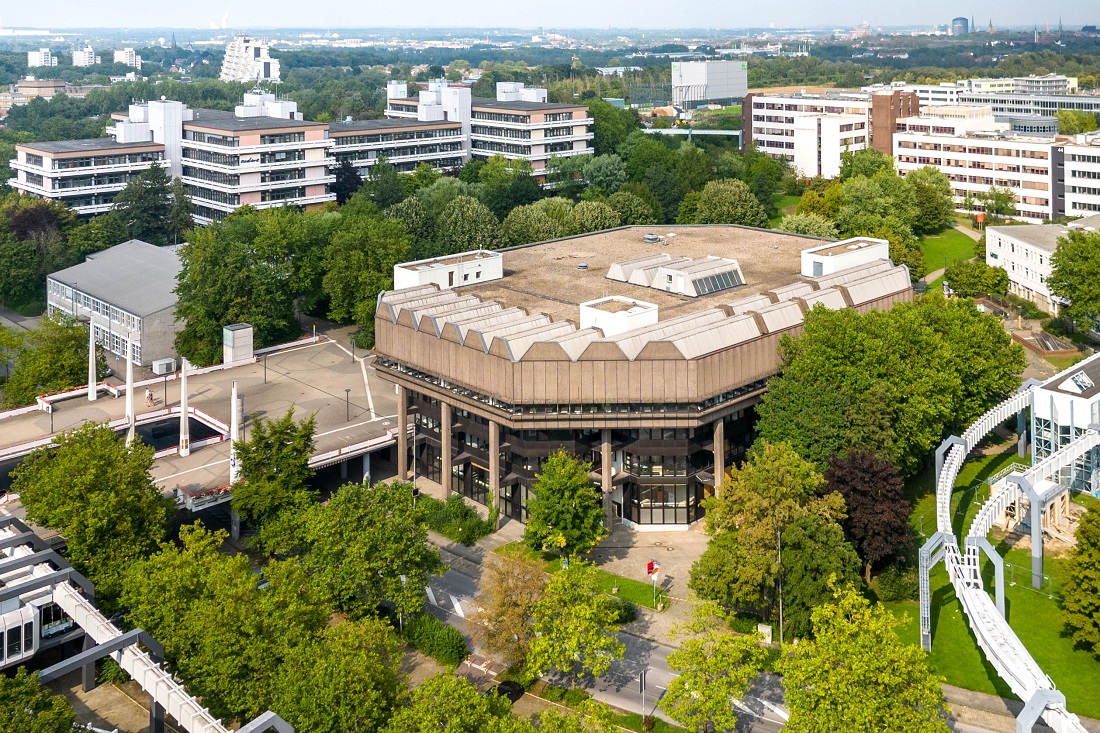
[385,80,593,181]
[374,227,911,529]
[219,36,280,83]
[9,139,167,216]
[894,107,1056,221]
[47,240,183,365]
[330,118,465,174]
[27,49,57,67]
[71,46,100,67]
[1065,136,1100,216]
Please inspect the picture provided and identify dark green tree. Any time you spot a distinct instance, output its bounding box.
[1062,503,1100,657]
[13,422,172,608]
[694,179,769,228]
[780,513,862,638]
[331,159,364,205]
[436,195,500,253]
[362,158,406,209]
[3,315,107,408]
[524,450,608,558]
[586,98,638,156]
[232,407,318,529]
[110,162,174,245]
[0,668,75,733]
[1049,230,1100,330]
[167,178,195,244]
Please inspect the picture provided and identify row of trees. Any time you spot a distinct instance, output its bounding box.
[784,149,957,280]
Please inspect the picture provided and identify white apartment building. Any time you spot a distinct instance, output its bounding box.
[1064,135,1100,217]
[9,139,168,215]
[743,92,872,173]
[984,224,1070,313]
[865,75,1079,107]
[27,49,56,67]
[112,48,142,70]
[330,118,466,174]
[71,46,100,67]
[219,36,280,83]
[385,80,593,180]
[893,106,1056,221]
[12,92,334,222]
[792,114,868,178]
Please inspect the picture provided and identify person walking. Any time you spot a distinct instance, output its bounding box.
[145,388,154,407]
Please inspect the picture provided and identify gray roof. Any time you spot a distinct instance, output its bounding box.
[184,115,325,132]
[329,118,461,133]
[1069,213,1100,231]
[20,138,164,155]
[49,240,181,317]
[986,224,1072,253]
[471,96,584,112]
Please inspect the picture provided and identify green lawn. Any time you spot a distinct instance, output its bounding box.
[495,542,666,610]
[898,444,1100,719]
[769,193,802,226]
[921,227,977,275]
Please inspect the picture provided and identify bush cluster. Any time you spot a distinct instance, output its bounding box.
[405,612,469,668]
[608,595,638,624]
[876,564,919,602]
[415,494,496,546]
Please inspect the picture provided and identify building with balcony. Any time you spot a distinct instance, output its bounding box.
[71,46,100,67]
[47,239,183,366]
[1064,134,1100,217]
[219,35,280,83]
[385,80,593,181]
[374,227,911,529]
[330,118,465,174]
[893,107,1058,221]
[112,48,142,70]
[8,139,167,216]
[27,49,56,67]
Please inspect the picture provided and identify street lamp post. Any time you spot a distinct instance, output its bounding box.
[163,374,168,407]
[264,354,268,384]
[345,388,351,421]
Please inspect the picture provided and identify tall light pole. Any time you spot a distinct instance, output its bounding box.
[124,338,135,446]
[179,358,190,457]
[345,388,351,421]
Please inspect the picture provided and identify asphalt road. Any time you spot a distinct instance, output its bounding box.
[426,554,1011,733]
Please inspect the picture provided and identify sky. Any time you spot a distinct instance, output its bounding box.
[0,1,1093,32]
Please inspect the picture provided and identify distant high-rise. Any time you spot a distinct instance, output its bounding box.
[219,36,281,83]
[71,45,100,67]
[26,49,57,67]
[952,17,969,36]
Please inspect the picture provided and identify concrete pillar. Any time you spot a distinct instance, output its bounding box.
[229,380,241,484]
[179,359,190,457]
[230,510,240,541]
[340,459,348,479]
[81,633,95,693]
[1030,496,1043,589]
[489,419,500,515]
[713,418,725,494]
[150,698,165,733]
[124,343,135,447]
[601,429,614,527]
[1017,409,1027,458]
[363,452,372,485]
[87,322,97,401]
[397,385,408,480]
[441,401,452,493]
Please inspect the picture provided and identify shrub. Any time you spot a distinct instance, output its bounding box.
[876,564,919,602]
[608,595,637,624]
[416,494,496,545]
[563,688,591,707]
[498,664,538,689]
[405,612,469,667]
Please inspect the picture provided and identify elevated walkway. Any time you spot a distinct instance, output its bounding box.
[921,356,1100,733]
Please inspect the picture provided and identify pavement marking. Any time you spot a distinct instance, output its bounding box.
[314,419,379,438]
[158,458,230,481]
[360,358,377,417]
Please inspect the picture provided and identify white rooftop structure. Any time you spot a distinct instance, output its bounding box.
[393,250,503,291]
[219,35,280,83]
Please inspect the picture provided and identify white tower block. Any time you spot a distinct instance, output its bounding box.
[124,343,135,446]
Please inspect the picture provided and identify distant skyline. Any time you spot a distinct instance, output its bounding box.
[0,1,1094,33]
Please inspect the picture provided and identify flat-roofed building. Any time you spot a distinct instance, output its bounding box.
[27,49,56,67]
[47,239,183,365]
[385,80,593,181]
[9,139,167,216]
[984,223,1071,314]
[742,91,873,174]
[330,118,465,174]
[374,227,911,529]
[71,46,100,67]
[894,107,1056,221]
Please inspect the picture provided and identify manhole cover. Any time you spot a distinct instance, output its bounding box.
[654,541,662,546]
[667,546,675,552]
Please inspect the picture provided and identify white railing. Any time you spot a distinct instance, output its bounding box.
[932,379,1089,733]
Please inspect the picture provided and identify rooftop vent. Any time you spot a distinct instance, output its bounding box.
[577,262,588,270]
[643,234,661,243]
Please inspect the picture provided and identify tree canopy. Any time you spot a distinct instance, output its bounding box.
[232,407,318,530]
[14,422,172,608]
[524,450,608,558]
[779,585,950,733]
[0,668,75,733]
[1062,503,1100,657]
[3,315,107,408]
[1049,229,1100,330]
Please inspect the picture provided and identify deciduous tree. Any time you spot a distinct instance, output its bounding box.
[824,452,914,582]
[582,153,627,195]
[524,450,608,558]
[436,195,500,253]
[528,561,625,683]
[943,259,1008,297]
[501,205,565,246]
[472,554,548,666]
[693,179,769,228]
[14,422,172,609]
[779,585,950,733]
[607,190,656,225]
[0,668,75,733]
[779,514,862,637]
[232,407,317,529]
[110,162,174,245]
[1049,230,1100,330]
[905,166,954,234]
[776,212,839,239]
[384,673,513,733]
[661,603,767,733]
[1062,503,1100,657]
[566,200,621,235]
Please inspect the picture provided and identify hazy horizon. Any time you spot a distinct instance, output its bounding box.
[1,1,1094,34]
